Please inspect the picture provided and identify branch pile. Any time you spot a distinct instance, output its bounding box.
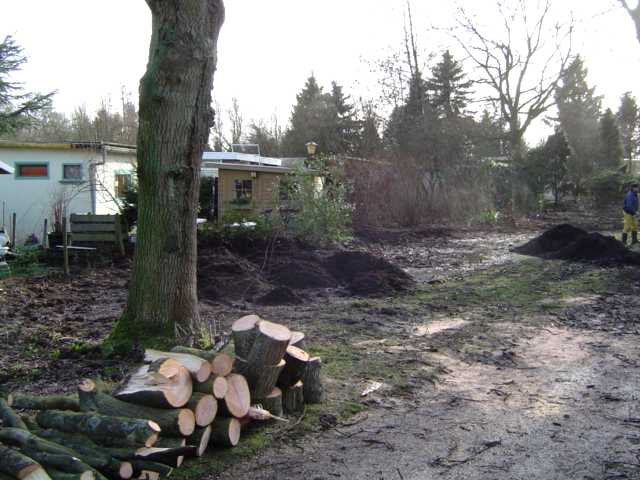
[0,314,323,479]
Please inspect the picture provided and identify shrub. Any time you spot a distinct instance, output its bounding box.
[589,169,637,206]
[279,156,353,245]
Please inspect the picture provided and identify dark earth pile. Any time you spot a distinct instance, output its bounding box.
[197,239,414,303]
[512,224,588,255]
[514,224,640,265]
[324,251,415,295]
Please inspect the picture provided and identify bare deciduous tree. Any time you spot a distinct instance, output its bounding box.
[454,0,573,162]
[619,0,640,43]
[228,97,243,145]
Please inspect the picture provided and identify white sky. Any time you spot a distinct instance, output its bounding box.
[1,0,639,144]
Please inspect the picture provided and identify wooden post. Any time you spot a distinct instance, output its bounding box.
[62,217,70,276]
[43,219,48,250]
[115,214,125,256]
[10,213,16,249]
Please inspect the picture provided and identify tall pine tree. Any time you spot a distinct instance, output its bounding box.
[599,108,624,170]
[427,50,473,119]
[556,56,602,193]
[617,92,639,171]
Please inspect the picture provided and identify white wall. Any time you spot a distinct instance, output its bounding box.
[95,153,136,215]
[0,146,135,244]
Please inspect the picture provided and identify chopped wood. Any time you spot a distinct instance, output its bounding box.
[78,379,195,437]
[247,406,287,423]
[282,381,304,414]
[9,394,80,412]
[303,356,325,404]
[219,374,250,419]
[277,346,310,389]
[3,428,128,480]
[232,356,248,377]
[46,470,95,480]
[288,331,306,350]
[136,471,158,480]
[231,314,261,359]
[255,387,283,418]
[247,320,292,367]
[209,418,241,448]
[105,447,195,468]
[186,425,211,457]
[35,410,160,448]
[0,445,49,480]
[129,460,172,478]
[0,396,29,429]
[144,349,212,383]
[247,360,285,399]
[114,359,192,409]
[193,375,228,400]
[210,353,234,377]
[186,393,217,427]
[169,346,217,361]
[153,437,185,449]
[15,451,96,480]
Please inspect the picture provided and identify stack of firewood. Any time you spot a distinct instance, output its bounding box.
[0,314,323,480]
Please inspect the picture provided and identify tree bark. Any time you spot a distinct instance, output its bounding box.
[277,346,309,389]
[143,349,211,383]
[0,446,49,480]
[9,394,80,412]
[282,381,304,415]
[112,0,225,347]
[78,379,195,437]
[231,315,261,359]
[303,357,325,404]
[35,410,160,448]
[254,387,282,418]
[209,418,240,447]
[0,396,29,429]
[186,425,211,457]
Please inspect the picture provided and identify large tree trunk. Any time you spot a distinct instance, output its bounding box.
[111,0,225,347]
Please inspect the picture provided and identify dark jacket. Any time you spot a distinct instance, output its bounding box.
[624,190,639,215]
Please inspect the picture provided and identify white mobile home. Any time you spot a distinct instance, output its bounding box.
[0,142,136,244]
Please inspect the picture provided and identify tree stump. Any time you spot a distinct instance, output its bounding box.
[186,393,217,427]
[303,357,325,404]
[114,359,192,409]
[231,315,261,359]
[256,387,283,417]
[78,379,195,437]
[144,349,211,383]
[209,418,240,448]
[35,410,160,448]
[277,346,309,389]
[282,381,304,414]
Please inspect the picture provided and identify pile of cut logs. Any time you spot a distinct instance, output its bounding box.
[0,314,323,480]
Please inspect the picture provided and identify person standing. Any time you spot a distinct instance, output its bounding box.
[623,183,639,245]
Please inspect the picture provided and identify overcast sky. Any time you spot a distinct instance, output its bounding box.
[1,0,639,144]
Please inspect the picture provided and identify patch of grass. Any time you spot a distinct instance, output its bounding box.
[407,258,611,317]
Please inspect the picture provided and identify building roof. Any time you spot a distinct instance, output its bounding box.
[202,151,282,166]
[0,141,136,154]
[201,162,293,174]
[0,160,13,174]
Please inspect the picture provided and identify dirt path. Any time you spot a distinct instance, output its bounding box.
[209,231,640,480]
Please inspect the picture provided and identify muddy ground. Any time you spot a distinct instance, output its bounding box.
[1,207,639,479]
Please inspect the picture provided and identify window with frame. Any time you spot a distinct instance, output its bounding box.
[234,179,253,202]
[17,164,48,178]
[62,164,83,181]
[115,173,133,199]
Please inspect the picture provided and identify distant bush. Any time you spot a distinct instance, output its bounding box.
[589,169,638,206]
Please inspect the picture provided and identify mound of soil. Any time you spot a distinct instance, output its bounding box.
[547,232,640,264]
[324,251,415,295]
[268,259,337,290]
[255,286,304,306]
[513,224,588,255]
